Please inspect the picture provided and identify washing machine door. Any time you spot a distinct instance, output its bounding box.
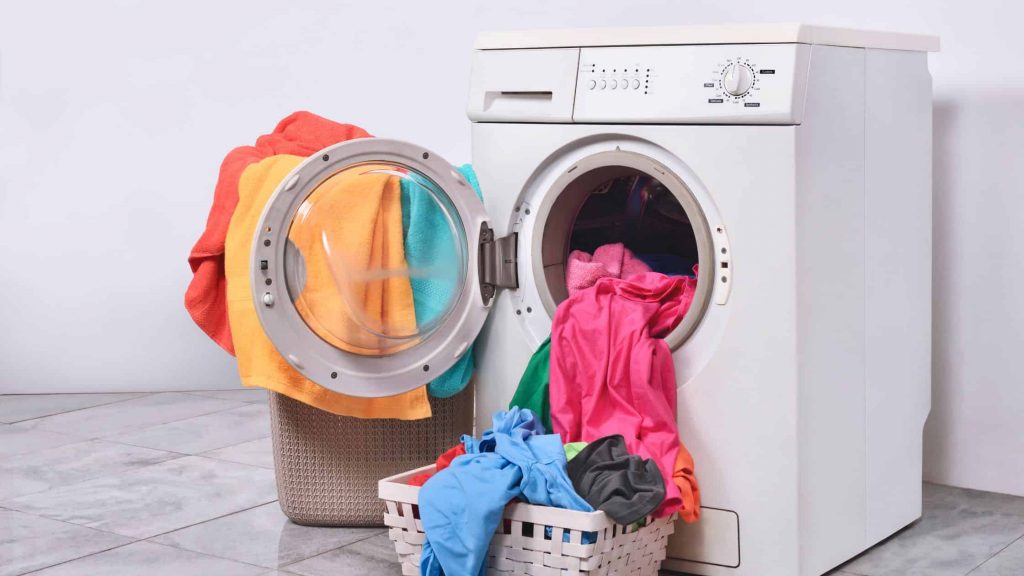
[252,138,513,398]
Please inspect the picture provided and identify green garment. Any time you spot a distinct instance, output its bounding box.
[508,337,552,432]
[564,442,588,461]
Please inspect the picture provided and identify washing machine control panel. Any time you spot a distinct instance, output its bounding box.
[573,44,811,124]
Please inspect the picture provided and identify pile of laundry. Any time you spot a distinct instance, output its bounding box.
[412,257,701,576]
[184,112,476,421]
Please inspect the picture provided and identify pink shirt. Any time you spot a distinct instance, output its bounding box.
[549,272,700,519]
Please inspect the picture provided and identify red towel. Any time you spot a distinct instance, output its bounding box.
[185,112,371,354]
[408,444,468,487]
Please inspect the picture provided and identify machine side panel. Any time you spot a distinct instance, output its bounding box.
[863,48,932,545]
[794,45,868,576]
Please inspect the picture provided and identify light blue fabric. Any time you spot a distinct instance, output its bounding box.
[419,408,593,576]
[400,164,482,398]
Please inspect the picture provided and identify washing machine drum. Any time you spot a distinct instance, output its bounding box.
[253,139,501,398]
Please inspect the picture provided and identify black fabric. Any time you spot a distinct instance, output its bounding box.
[565,434,666,525]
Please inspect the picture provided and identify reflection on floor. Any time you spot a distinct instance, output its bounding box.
[0,391,1022,575]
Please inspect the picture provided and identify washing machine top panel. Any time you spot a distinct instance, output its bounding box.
[474,23,939,52]
[251,139,500,398]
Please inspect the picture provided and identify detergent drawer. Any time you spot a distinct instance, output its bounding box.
[467,48,580,123]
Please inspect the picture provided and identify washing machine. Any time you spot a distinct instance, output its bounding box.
[250,23,937,576]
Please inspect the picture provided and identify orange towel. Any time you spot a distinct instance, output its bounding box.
[225,155,431,420]
[290,164,419,355]
[185,112,371,354]
[673,443,701,523]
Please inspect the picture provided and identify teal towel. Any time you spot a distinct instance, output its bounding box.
[400,164,482,397]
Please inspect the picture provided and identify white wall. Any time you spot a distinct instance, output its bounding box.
[1,1,1021,495]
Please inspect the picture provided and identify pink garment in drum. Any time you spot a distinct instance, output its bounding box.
[549,272,701,520]
[565,243,651,296]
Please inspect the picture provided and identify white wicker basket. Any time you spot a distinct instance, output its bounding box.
[378,465,676,576]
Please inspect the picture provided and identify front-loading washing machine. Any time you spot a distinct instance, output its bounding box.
[250,23,937,576]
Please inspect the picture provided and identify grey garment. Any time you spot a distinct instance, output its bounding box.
[565,434,666,525]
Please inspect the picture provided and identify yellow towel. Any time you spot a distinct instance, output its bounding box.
[290,163,419,355]
[225,155,431,420]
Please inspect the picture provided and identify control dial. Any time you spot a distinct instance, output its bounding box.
[722,63,754,97]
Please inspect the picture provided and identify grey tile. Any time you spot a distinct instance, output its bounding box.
[0,440,179,500]
[108,404,270,454]
[0,509,132,576]
[2,456,277,539]
[188,389,269,403]
[841,483,1024,576]
[286,533,401,576]
[12,392,245,439]
[0,393,143,424]
[971,537,1024,575]
[152,502,382,569]
[27,541,265,576]
[202,437,275,469]
[0,426,81,458]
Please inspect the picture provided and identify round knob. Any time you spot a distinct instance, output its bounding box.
[587,79,596,90]
[609,79,618,89]
[722,63,753,96]
[599,80,607,90]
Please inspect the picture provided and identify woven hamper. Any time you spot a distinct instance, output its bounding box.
[269,387,474,526]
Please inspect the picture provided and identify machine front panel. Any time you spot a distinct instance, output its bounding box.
[573,44,810,124]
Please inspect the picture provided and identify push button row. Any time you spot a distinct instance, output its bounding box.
[587,78,642,91]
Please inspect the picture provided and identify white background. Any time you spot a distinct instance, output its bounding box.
[0,1,1021,496]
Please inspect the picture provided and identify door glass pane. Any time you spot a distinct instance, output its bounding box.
[284,162,466,356]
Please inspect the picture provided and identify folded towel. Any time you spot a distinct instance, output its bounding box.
[225,155,431,420]
[185,111,370,354]
[565,242,651,296]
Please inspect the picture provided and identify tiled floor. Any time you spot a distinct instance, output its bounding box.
[1,392,1023,575]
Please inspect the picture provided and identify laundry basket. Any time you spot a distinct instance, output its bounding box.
[269,387,473,526]
[379,465,676,576]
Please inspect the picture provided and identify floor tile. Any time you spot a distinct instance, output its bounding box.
[152,502,382,569]
[187,389,268,403]
[12,392,245,439]
[0,440,179,500]
[286,533,401,576]
[202,437,275,469]
[0,509,132,576]
[108,404,270,454]
[0,426,81,458]
[0,393,142,424]
[840,483,1024,576]
[2,456,277,539]
[27,541,265,576]
[970,537,1024,575]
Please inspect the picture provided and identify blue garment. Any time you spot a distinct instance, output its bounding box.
[419,408,593,576]
[400,165,482,398]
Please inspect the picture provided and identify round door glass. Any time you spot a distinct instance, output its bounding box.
[283,162,467,356]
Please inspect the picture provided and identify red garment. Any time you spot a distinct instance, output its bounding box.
[185,112,371,354]
[408,444,467,487]
[549,272,701,521]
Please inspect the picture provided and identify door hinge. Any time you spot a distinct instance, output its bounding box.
[478,222,518,305]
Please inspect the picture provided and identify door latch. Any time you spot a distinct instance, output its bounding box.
[478,222,518,306]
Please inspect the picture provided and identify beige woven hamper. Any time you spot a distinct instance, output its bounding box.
[269,387,474,526]
[379,465,676,576]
